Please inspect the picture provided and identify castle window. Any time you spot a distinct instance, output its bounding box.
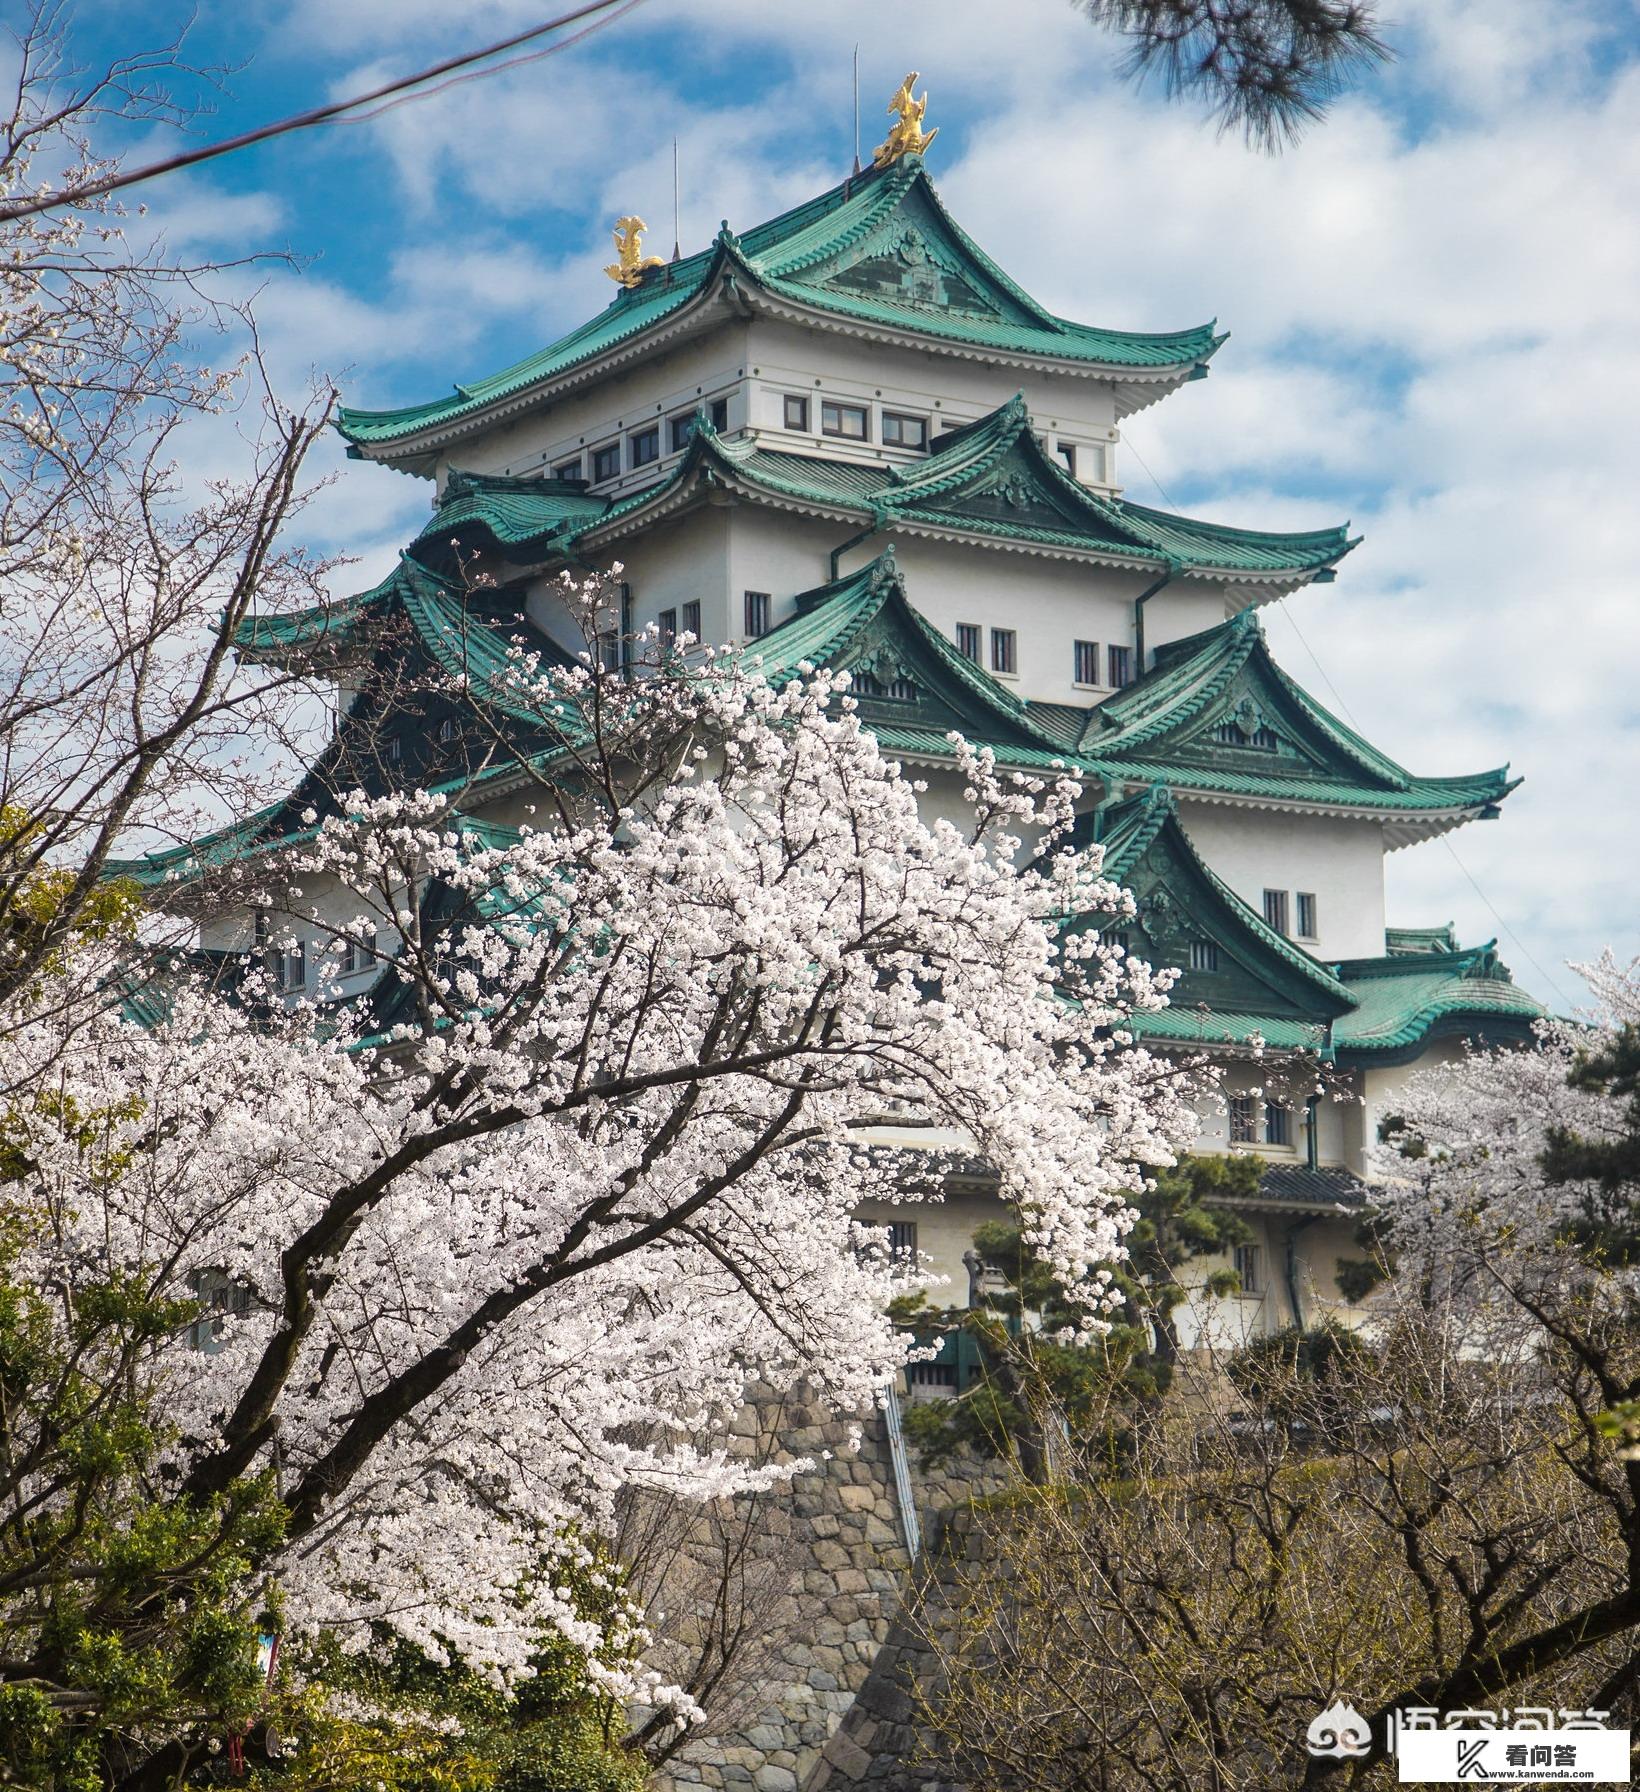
[1102,929,1130,955]
[1263,889,1290,936]
[1296,892,1318,940]
[991,628,1017,675]
[681,600,701,642]
[345,926,377,976]
[590,441,621,482]
[553,456,582,482]
[882,410,928,450]
[1189,939,1219,973]
[1055,441,1076,475]
[1107,644,1132,688]
[821,399,868,440]
[1228,1094,1257,1145]
[743,590,771,638]
[384,735,402,765]
[956,623,981,662]
[276,941,306,994]
[1073,639,1100,686]
[783,394,810,431]
[710,397,729,432]
[1233,1242,1263,1295]
[187,1268,252,1354]
[629,425,659,468]
[888,1221,919,1261]
[1265,1102,1292,1148]
[669,413,697,453]
[658,608,677,648]
[437,716,458,744]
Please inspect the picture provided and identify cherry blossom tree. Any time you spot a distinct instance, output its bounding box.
[2,618,1209,1780]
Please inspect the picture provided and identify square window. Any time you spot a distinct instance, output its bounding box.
[658,608,677,648]
[1233,1242,1262,1295]
[669,412,696,453]
[783,394,810,431]
[590,441,621,482]
[887,1221,919,1261]
[1265,1102,1291,1147]
[1107,644,1132,688]
[882,410,929,450]
[1228,1094,1257,1145]
[1263,888,1290,936]
[820,399,868,440]
[709,397,729,432]
[681,600,701,641]
[346,926,378,976]
[956,623,981,662]
[744,590,771,638]
[1074,639,1100,685]
[553,457,583,482]
[1296,892,1318,939]
[629,425,660,468]
[991,628,1017,675]
[1056,441,1076,474]
[1189,938,1219,973]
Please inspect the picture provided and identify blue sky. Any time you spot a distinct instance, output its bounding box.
[48,0,1640,1003]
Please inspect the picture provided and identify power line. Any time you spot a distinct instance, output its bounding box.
[0,0,651,224]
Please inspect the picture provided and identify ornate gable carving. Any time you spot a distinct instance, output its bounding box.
[819,213,1006,319]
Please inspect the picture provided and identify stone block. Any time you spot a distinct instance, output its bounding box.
[823,1730,875,1781]
[753,1768,798,1792]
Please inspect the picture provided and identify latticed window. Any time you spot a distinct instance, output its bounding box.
[1107,644,1132,688]
[1263,888,1290,935]
[1189,938,1219,972]
[743,591,771,638]
[991,628,1017,675]
[681,601,701,642]
[658,608,677,648]
[1297,892,1318,939]
[1228,1094,1257,1144]
[1214,718,1280,750]
[1265,1102,1291,1147]
[1233,1243,1263,1296]
[956,623,981,662]
[888,1221,919,1261]
[1074,639,1100,685]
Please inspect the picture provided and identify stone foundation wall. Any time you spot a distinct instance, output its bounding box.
[643,1389,1002,1792]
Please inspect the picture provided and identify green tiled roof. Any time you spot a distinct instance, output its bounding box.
[337,158,1221,458]
[1330,940,1545,1057]
[1078,610,1519,822]
[566,395,1354,581]
[1094,785,1355,1010]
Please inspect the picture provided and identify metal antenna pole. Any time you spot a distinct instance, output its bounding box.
[852,45,861,175]
[671,136,680,261]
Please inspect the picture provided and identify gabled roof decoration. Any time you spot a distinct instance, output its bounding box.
[1076,789,1544,1060]
[336,156,1224,470]
[413,396,1355,594]
[1071,609,1520,843]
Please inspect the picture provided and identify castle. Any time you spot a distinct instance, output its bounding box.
[140,90,1543,1363]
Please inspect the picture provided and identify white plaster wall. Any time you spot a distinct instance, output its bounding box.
[432,325,753,497]
[855,1188,1006,1312]
[742,318,1122,488]
[1357,1036,1468,1175]
[1178,803,1387,961]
